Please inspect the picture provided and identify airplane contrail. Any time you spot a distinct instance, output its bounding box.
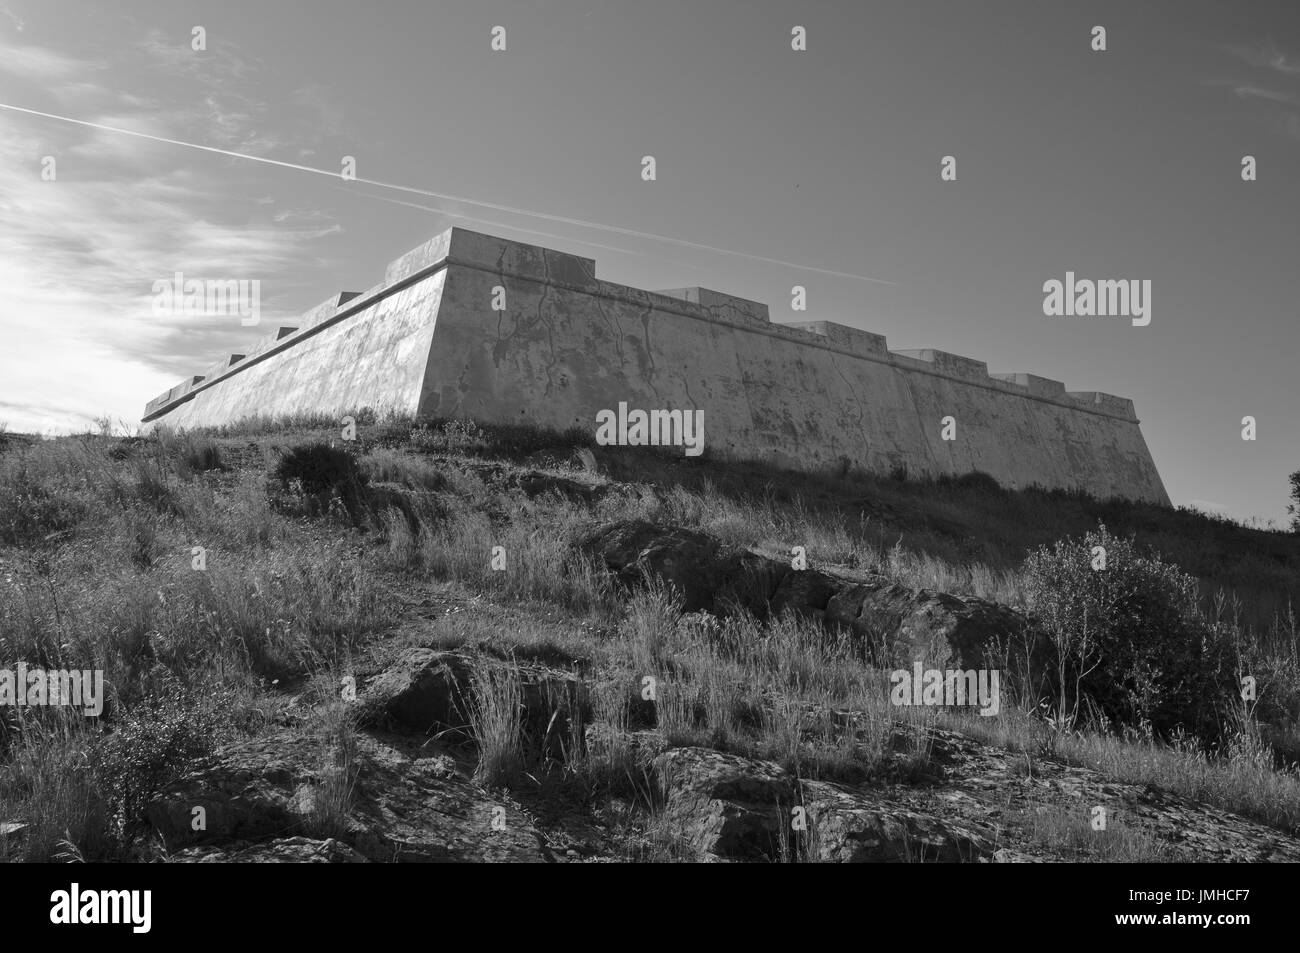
[351,191,714,275]
[0,101,896,285]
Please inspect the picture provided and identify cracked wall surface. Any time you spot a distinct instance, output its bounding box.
[143,227,1170,505]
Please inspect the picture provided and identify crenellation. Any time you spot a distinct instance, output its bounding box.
[894,349,989,381]
[300,291,363,330]
[784,320,889,356]
[1068,391,1136,419]
[990,372,1067,398]
[655,287,771,327]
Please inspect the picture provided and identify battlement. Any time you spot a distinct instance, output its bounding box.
[300,291,362,330]
[1067,391,1137,418]
[893,348,990,381]
[784,320,889,357]
[990,372,1067,398]
[385,228,597,289]
[654,287,770,328]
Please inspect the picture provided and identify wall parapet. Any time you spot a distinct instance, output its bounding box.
[785,320,889,357]
[893,348,990,381]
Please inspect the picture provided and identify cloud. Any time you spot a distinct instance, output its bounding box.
[1227,41,1300,76]
[0,44,86,81]
[0,4,25,31]
[0,30,348,434]
[1232,85,1295,103]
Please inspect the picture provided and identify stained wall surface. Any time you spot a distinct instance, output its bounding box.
[144,227,1170,505]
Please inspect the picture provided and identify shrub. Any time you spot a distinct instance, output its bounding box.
[89,678,232,846]
[178,436,225,476]
[1022,524,1236,738]
[1289,469,1300,533]
[944,470,1003,494]
[271,442,368,522]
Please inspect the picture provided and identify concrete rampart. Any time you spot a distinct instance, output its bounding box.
[142,227,1169,504]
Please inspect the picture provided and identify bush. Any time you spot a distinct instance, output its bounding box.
[272,442,368,522]
[178,436,225,476]
[944,470,1003,494]
[0,460,87,544]
[90,678,232,846]
[1022,524,1236,739]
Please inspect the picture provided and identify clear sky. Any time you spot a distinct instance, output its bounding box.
[0,0,1296,525]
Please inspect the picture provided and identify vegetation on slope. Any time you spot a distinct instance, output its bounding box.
[0,412,1296,861]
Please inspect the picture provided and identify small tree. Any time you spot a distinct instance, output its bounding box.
[1288,470,1300,533]
[1022,524,1234,737]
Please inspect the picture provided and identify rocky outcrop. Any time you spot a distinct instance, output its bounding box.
[171,837,367,863]
[651,746,992,863]
[582,519,1041,670]
[824,578,1038,671]
[147,729,547,863]
[361,648,590,758]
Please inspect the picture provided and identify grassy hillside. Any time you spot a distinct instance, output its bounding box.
[0,413,1297,862]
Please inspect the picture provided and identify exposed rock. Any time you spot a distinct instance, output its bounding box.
[581,520,767,612]
[652,746,991,863]
[653,747,795,861]
[147,729,547,863]
[825,578,1034,670]
[798,779,990,862]
[361,648,590,757]
[988,848,1044,863]
[171,837,367,863]
[360,648,474,737]
[582,519,1041,670]
[513,470,606,504]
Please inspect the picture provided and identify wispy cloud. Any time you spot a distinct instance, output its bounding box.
[1227,41,1300,76]
[1231,84,1296,104]
[1211,41,1300,142]
[0,30,347,434]
[0,3,23,32]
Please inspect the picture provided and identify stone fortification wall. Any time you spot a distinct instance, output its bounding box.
[143,227,1169,505]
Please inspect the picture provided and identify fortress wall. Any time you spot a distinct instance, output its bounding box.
[143,227,1169,505]
[423,236,1168,503]
[148,271,448,429]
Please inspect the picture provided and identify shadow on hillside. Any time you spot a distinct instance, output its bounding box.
[178,410,1300,635]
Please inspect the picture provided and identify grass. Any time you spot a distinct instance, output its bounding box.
[469,662,525,787]
[1,413,1298,862]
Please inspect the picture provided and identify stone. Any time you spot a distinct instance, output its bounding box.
[147,729,547,863]
[171,837,367,863]
[582,519,1046,672]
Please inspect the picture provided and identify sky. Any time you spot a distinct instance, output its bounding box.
[0,0,1296,525]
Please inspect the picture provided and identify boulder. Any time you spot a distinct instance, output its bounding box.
[147,729,547,862]
[825,579,1034,670]
[362,648,591,758]
[653,747,795,861]
[651,745,991,863]
[581,520,771,612]
[582,519,1043,671]
[798,779,990,862]
[360,648,475,736]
